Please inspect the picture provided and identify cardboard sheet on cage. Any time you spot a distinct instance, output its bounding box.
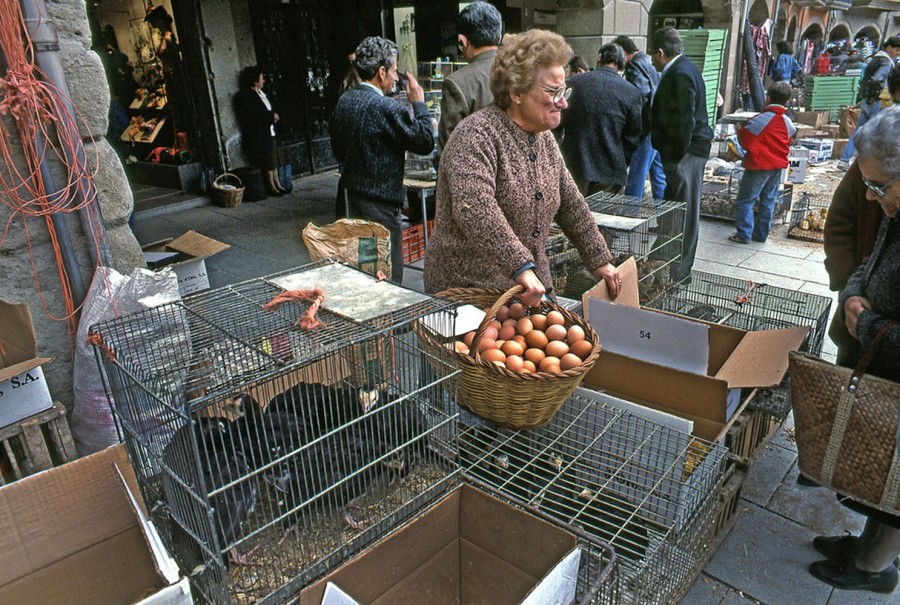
[590,212,645,231]
[421,304,485,338]
[269,263,432,322]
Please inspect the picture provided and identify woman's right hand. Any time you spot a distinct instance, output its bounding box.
[844,295,871,339]
[515,269,545,308]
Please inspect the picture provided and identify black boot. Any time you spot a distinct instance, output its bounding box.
[809,559,898,593]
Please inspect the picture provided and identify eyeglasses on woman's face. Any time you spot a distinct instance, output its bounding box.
[539,84,572,103]
[862,173,900,198]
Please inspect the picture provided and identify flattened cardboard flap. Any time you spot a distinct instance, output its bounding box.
[581,256,640,309]
[166,230,230,259]
[716,326,809,389]
[0,300,37,369]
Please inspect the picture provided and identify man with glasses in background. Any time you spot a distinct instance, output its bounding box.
[649,27,713,283]
[558,43,643,196]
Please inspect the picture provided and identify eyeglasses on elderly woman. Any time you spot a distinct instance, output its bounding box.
[862,173,900,198]
[539,84,572,103]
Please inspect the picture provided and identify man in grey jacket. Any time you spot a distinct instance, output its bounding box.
[436,1,502,163]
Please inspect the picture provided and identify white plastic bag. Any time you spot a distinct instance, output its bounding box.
[71,266,181,456]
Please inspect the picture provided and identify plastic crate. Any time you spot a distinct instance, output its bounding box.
[642,271,833,356]
[788,191,830,242]
[402,220,433,264]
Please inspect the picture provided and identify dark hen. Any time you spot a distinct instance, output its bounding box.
[272,394,430,542]
[160,405,258,574]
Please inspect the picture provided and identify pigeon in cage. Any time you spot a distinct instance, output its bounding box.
[160,399,259,574]
[266,381,383,434]
[269,394,430,543]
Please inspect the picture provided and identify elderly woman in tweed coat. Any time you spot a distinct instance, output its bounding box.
[424,29,620,306]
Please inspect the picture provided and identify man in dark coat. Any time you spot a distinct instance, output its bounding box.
[559,43,642,195]
[331,36,434,283]
[436,1,502,163]
[650,27,713,282]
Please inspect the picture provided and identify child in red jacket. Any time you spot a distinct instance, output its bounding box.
[729,82,797,243]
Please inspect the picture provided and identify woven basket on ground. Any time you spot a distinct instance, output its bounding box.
[211,172,244,207]
[415,285,601,429]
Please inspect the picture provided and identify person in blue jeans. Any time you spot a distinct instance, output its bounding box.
[838,36,900,169]
[613,35,666,200]
[730,82,796,244]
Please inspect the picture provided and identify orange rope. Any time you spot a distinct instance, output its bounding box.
[0,0,105,334]
[86,331,115,362]
[264,288,326,330]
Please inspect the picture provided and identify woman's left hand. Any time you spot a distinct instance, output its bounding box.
[594,263,621,299]
[844,295,871,339]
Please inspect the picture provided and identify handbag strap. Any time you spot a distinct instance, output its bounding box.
[820,321,896,488]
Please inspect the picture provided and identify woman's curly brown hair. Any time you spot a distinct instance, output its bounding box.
[491,30,573,110]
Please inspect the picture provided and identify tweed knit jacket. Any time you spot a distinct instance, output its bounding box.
[424,105,613,295]
[839,216,900,380]
[331,84,434,205]
[437,49,497,161]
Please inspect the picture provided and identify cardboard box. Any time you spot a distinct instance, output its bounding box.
[0,300,53,429]
[831,138,850,160]
[142,230,229,296]
[794,124,816,140]
[0,444,191,605]
[839,106,860,138]
[797,138,834,164]
[793,110,828,130]
[786,156,808,184]
[580,259,807,442]
[302,484,580,605]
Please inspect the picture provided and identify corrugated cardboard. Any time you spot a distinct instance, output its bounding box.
[0,300,53,428]
[581,258,808,440]
[797,138,834,164]
[0,444,191,605]
[792,110,828,130]
[301,485,579,605]
[786,156,808,184]
[142,230,230,296]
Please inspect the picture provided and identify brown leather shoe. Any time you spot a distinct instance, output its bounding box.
[813,535,900,567]
[809,559,898,594]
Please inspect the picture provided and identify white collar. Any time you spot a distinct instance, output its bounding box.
[360,81,384,96]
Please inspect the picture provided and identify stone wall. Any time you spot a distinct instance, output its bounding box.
[0,0,144,411]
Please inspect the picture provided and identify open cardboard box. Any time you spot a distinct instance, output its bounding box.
[0,444,191,605]
[0,300,54,429]
[301,484,581,605]
[580,258,807,442]
[142,230,229,296]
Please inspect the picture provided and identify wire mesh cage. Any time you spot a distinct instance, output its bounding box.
[547,194,685,304]
[788,191,830,242]
[642,270,833,357]
[89,261,463,604]
[459,389,727,605]
[700,176,792,223]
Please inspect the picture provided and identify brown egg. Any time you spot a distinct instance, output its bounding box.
[475,337,496,353]
[494,339,505,350]
[569,339,594,360]
[516,317,533,336]
[543,362,561,374]
[566,325,585,344]
[524,347,545,365]
[489,319,501,331]
[545,340,569,359]
[546,310,566,326]
[463,331,476,347]
[513,335,527,348]
[508,302,526,320]
[498,323,517,341]
[483,325,499,341]
[496,305,510,322]
[481,348,507,364]
[522,359,537,373]
[545,323,567,342]
[505,355,525,372]
[530,313,548,331]
[454,341,469,354]
[539,356,561,372]
[525,330,548,350]
[501,340,525,357]
[502,318,518,328]
[560,353,582,371]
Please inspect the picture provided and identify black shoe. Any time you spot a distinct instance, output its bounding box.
[809,559,898,593]
[266,189,285,197]
[813,535,857,561]
[797,474,820,487]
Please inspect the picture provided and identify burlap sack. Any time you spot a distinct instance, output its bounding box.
[302,218,391,278]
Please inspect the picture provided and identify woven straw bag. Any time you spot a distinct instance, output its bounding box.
[414,285,601,429]
[789,323,900,515]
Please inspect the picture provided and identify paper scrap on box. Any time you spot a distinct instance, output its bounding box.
[591,212,645,231]
[420,304,485,338]
[269,263,432,322]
